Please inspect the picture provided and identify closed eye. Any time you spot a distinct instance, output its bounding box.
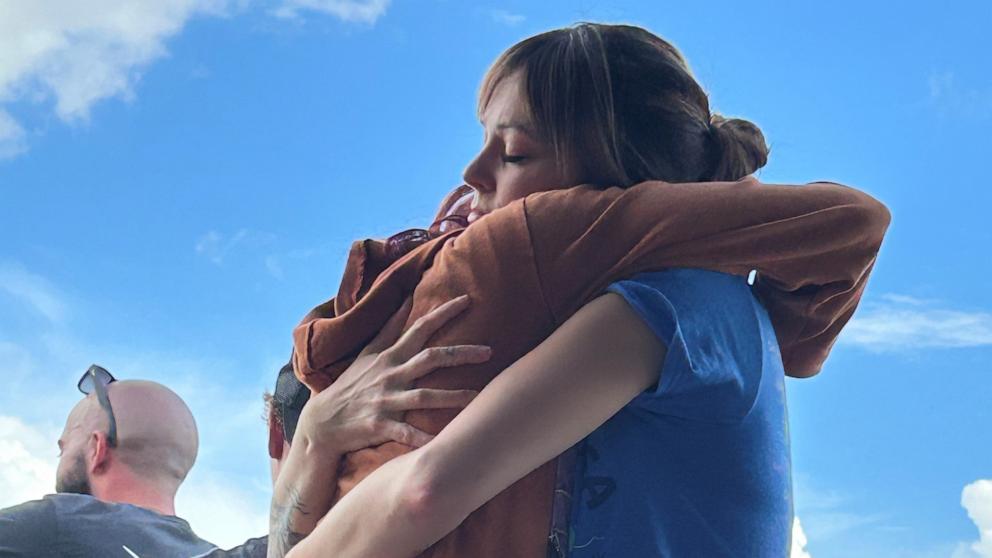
[502,155,527,164]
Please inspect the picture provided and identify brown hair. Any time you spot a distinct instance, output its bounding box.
[479,23,769,186]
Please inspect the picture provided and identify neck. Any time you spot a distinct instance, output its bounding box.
[92,467,177,516]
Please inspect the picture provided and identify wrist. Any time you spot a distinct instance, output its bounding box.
[295,406,344,460]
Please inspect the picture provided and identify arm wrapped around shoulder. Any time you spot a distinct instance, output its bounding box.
[524,178,891,377]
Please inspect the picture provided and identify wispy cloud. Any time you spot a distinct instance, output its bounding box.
[956,479,992,558]
[263,248,315,280]
[195,230,317,281]
[178,470,270,548]
[929,71,992,120]
[0,109,27,160]
[272,0,391,23]
[841,294,992,351]
[195,229,252,265]
[794,475,888,547]
[488,8,526,26]
[0,262,67,323]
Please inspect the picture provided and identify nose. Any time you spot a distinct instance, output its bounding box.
[462,150,494,195]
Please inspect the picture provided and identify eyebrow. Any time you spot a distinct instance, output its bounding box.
[481,119,538,137]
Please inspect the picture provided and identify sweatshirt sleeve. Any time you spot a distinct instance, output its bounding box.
[525,178,890,378]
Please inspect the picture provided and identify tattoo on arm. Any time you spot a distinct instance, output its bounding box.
[268,485,310,558]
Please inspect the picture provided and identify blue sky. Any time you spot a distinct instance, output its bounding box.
[1,0,989,555]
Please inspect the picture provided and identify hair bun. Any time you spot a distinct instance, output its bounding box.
[708,113,769,181]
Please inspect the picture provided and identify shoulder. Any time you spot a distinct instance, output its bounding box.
[617,268,753,304]
[0,495,60,555]
[607,269,773,423]
[0,494,57,522]
[608,268,759,341]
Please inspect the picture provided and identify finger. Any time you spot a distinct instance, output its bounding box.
[382,421,435,448]
[389,295,471,361]
[362,297,414,356]
[383,388,479,411]
[398,345,492,381]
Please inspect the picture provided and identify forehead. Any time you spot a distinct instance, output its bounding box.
[62,396,93,432]
[480,72,534,129]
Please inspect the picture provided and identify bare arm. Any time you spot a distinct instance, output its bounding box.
[268,438,339,557]
[268,296,488,557]
[288,293,666,557]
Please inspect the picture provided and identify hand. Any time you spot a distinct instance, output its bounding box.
[295,295,489,455]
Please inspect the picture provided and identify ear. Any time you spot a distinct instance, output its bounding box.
[87,430,113,475]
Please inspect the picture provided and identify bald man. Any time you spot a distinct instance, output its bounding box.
[0,375,266,557]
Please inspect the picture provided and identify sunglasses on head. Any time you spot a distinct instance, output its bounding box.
[77,364,118,447]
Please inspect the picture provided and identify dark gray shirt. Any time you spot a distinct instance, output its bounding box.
[0,494,266,558]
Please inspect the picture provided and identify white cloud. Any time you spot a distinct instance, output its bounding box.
[957,479,992,558]
[0,0,396,159]
[791,517,812,558]
[488,8,525,26]
[0,415,58,510]
[842,294,992,351]
[273,0,391,23]
[178,471,270,548]
[0,1,233,134]
[0,261,67,322]
[0,108,27,159]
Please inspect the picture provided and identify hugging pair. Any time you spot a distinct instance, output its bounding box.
[266,22,889,558]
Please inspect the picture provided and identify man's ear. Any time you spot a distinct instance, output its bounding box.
[87,431,113,475]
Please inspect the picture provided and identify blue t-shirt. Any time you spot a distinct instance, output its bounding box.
[564,269,793,557]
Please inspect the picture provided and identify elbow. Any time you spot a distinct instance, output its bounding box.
[833,184,892,251]
[809,181,892,251]
[854,193,891,252]
[396,452,471,541]
[859,191,891,243]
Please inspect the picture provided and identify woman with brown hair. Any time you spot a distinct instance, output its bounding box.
[274,22,888,557]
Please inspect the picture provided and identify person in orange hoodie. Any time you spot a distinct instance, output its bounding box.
[270,23,889,558]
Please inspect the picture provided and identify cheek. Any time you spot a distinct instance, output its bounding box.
[497,165,569,205]
[56,446,78,477]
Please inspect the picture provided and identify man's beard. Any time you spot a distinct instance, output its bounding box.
[55,453,92,496]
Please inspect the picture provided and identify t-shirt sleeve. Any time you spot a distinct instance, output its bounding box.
[0,498,58,557]
[606,269,765,423]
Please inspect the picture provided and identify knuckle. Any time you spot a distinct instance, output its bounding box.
[412,314,432,331]
[368,395,384,410]
[373,351,393,368]
[420,347,443,363]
